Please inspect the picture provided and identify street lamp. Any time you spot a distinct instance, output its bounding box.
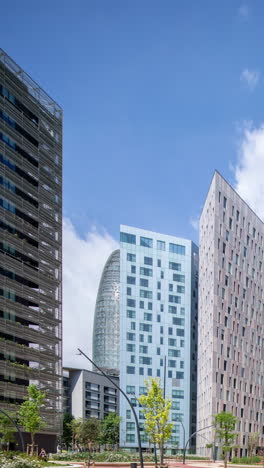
[77,348,144,468]
[0,408,25,452]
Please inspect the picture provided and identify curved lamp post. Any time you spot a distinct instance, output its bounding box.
[0,408,25,452]
[183,424,214,464]
[77,348,144,468]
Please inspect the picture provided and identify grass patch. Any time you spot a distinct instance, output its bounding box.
[232,456,261,464]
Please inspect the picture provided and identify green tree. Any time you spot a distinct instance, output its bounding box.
[138,378,173,466]
[18,384,46,455]
[61,413,74,450]
[78,418,101,467]
[214,411,237,468]
[70,418,82,449]
[0,413,16,450]
[100,412,121,447]
[248,433,259,458]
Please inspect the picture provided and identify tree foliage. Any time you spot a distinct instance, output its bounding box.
[100,413,121,446]
[214,411,237,468]
[61,413,74,450]
[18,384,46,455]
[248,433,259,458]
[77,418,101,449]
[0,413,16,450]
[138,378,173,465]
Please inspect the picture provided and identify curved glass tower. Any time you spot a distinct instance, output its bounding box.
[92,249,120,374]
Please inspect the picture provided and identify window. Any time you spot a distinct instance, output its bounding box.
[140,290,152,299]
[177,329,184,336]
[157,240,165,250]
[126,410,131,419]
[168,327,173,335]
[157,292,161,300]
[144,312,152,321]
[148,335,152,343]
[148,302,152,310]
[169,262,181,271]
[169,284,173,292]
[171,400,180,410]
[130,322,136,330]
[168,305,177,314]
[139,386,147,395]
[127,310,136,318]
[140,323,152,332]
[168,338,176,346]
[176,372,184,379]
[127,253,136,262]
[223,196,227,208]
[177,286,185,294]
[157,259,161,267]
[126,385,135,394]
[140,278,148,287]
[168,360,176,368]
[172,389,184,398]
[139,367,144,375]
[144,256,153,265]
[147,368,152,376]
[173,317,184,326]
[127,332,135,341]
[120,232,136,244]
[169,295,181,304]
[127,343,135,352]
[157,281,161,289]
[140,237,153,248]
[173,274,185,283]
[127,422,135,431]
[127,299,136,307]
[126,366,135,374]
[127,287,132,295]
[126,433,135,443]
[127,276,136,285]
[140,345,148,353]
[169,349,180,357]
[139,356,152,365]
[131,265,136,274]
[139,301,144,309]
[140,267,152,277]
[169,243,185,255]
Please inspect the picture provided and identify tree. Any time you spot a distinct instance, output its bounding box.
[138,378,173,466]
[100,412,121,447]
[0,413,16,450]
[70,418,82,450]
[248,433,259,458]
[78,418,101,467]
[18,384,46,455]
[61,413,74,450]
[214,412,237,468]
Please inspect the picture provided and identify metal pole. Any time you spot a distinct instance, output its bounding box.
[77,349,144,468]
[163,356,166,399]
[0,408,25,452]
[183,424,214,464]
[179,420,185,458]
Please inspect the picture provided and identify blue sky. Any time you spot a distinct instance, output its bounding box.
[2,0,263,244]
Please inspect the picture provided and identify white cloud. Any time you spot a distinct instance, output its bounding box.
[190,215,200,231]
[238,4,249,19]
[240,69,260,91]
[63,218,118,369]
[235,123,264,220]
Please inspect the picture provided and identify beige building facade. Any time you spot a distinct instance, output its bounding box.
[197,171,264,457]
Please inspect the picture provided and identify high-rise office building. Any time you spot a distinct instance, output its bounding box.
[197,171,264,457]
[93,249,120,375]
[0,49,62,451]
[119,225,198,451]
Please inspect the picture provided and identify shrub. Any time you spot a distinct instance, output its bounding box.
[232,456,261,464]
[0,454,42,468]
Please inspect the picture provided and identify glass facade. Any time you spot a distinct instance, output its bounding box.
[93,249,120,374]
[119,225,198,450]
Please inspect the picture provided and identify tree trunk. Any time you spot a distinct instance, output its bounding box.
[159,441,164,467]
[31,433,35,456]
[224,453,227,468]
[154,442,158,468]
